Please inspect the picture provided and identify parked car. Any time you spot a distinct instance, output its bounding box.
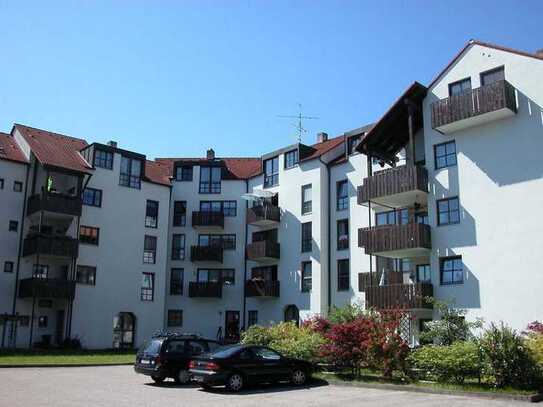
[134,333,220,384]
[188,344,313,392]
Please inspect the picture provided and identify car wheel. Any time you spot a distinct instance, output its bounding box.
[291,369,306,386]
[226,373,244,392]
[174,369,191,385]
[151,376,165,384]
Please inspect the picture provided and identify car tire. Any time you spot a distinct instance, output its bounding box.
[151,376,165,384]
[226,373,244,392]
[174,369,191,385]
[291,369,307,386]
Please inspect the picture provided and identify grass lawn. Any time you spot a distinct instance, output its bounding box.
[0,350,136,366]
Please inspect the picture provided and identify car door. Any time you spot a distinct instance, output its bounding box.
[163,339,186,375]
[233,348,261,383]
[251,347,290,382]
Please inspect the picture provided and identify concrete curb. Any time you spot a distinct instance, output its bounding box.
[0,363,134,368]
[322,377,542,403]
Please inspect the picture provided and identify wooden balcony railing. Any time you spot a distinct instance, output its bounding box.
[245,280,280,297]
[365,283,433,309]
[27,192,82,217]
[246,241,280,261]
[190,245,224,262]
[191,211,224,228]
[358,223,431,255]
[431,79,517,131]
[22,235,79,258]
[18,278,76,299]
[188,281,222,298]
[246,205,281,225]
[357,165,428,204]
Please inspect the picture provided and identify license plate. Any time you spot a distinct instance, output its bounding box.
[140,359,151,365]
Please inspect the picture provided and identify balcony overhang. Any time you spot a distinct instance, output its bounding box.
[190,246,224,263]
[245,280,280,298]
[188,282,222,298]
[246,206,281,226]
[22,235,79,258]
[358,223,431,259]
[246,241,280,262]
[191,211,225,229]
[18,278,75,299]
[365,283,433,310]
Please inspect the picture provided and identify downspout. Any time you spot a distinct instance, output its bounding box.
[367,156,373,288]
[320,158,332,314]
[242,179,248,330]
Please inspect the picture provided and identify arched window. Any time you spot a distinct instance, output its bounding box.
[113,312,135,349]
[284,305,300,326]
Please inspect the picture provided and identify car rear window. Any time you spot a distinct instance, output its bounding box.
[209,344,244,358]
[141,339,162,355]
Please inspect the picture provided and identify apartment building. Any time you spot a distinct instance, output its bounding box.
[0,40,542,349]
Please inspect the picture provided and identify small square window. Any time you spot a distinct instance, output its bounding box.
[0,178,4,189]
[13,181,23,192]
[8,220,18,232]
[94,149,114,169]
[434,141,457,170]
[4,261,14,273]
[437,197,460,226]
[440,256,463,285]
[167,310,183,327]
[284,149,299,169]
[175,166,193,181]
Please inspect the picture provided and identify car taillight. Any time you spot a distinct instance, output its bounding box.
[206,362,220,370]
[188,360,197,369]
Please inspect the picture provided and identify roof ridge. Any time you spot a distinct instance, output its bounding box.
[14,123,88,143]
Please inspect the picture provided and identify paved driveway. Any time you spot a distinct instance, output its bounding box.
[0,365,527,407]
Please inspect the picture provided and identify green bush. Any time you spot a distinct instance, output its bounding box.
[241,322,326,363]
[407,341,482,384]
[327,303,365,324]
[527,333,543,367]
[479,322,541,389]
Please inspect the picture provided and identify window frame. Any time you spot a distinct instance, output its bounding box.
[480,66,505,87]
[145,200,159,228]
[0,178,4,189]
[248,310,258,327]
[8,220,18,232]
[76,265,96,285]
[79,225,100,245]
[93,148,114,170]
[440,256,463,285]
[301,221,312,253]
[171,234,185,260]
[347,135,361,155]
[141,272,155,301]
[82,188,102,207]
[175,165,193,181]
[301,184,312,214]
[263,156,279,188]
[38,316,48,328]
[13,181,23,192]
[173,201,187,226]
[4,261,14,273]
[336,180,349,211]
[119,156,142,189]
[448,77,472,96]
[170,268,184,295]
[199,166,222,194]
[301,261,312,292]
[337,259,350,291]
[337,218,349,250]
[375,208,408,226]
[197,268,235,285]
[416,264,431,283]
[167,310,183,327]
[437,196,460,226]
[143,235,157,264]
[434,140,457,170]
[284,149,299,169]
[32,264,49,279]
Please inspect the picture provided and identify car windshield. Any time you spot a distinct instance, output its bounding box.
[140,339,162,355]
[209,344,244,358]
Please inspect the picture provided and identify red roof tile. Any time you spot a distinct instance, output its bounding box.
[144,160,172,186]
[14,124,93,174]
[0,132,28,164]
[300,135,345,162]
[155,157,261,180]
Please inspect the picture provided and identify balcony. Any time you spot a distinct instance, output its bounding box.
[18,278,76,299]
[191,211,224,229]
[188,282,222,298]
[358,223,431,258]
[245,280,280,298]
[27,192,82,217]
[190,245,223,263]
[246,241,280,262]
[431,79,517,134]
[22,235,79,258]
[365,283,433,310]
[247,205,281,226]
[357,165,428,208]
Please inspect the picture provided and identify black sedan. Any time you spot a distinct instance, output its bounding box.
[188,344,313,392]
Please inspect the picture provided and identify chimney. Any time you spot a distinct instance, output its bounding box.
[536,49,543,58]
[317,132,328,143]
[107,140,117,148]
[206,148,215,160]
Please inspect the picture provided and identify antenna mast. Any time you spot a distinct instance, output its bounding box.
[277,104,319,143]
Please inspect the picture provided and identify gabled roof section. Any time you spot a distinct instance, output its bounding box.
[299,135,345,162]
[13,124,93,174]
[144,160,172,186]
[0,132,28,164]
[428,39,543,90]
[155,157,261,180]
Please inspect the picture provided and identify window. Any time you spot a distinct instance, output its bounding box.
[448,77,472,96]
[76,265,96,285]
[376,208,408,226]
[347,135,361,155]
[221,234,236,250]
[170,268,184,295]
[284,149,299,169]
[171,234,185,260]
[437,197,460,226]
[38,316,48,328]
[222,201,237,217]
[94,149,113,169]
[248,310,258,327]
[337,219,349,250]
[173,201,186,226]
[398,258,411,274]
[3,261,13,273]
[481,66,504,86]
[301,184,312,214]
[301,261,312,292]
[221,269,235,285]
[143,235,157,264]
[8,220,18,232]
[0,178,3,189]
[175,165,193,181]
[141,273,155,301]
[264,156,279,188]
[416,264,431,283]
[145,200,159,228]
[33,264,49,279]
[434,141,457,170]
[200,201,222,213]
[119,156,142,189]
[199,166,221,194]
[167,310,183,327]
[251,265,277,281]
[198,234,235,250]
[337,259,350,291]
[13,181,23,192]
[301,222,312,252]
[197,269,234,285]
[415,212,429,225]
[80,226,99,245]
[336,180,349,211]
[440,256,463,285]
[82,188,102,207]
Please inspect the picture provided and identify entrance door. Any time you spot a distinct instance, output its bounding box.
[224,311,240,342]
[55,310,65,345]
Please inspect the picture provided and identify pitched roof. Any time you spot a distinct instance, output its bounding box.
[299,135,345,162]
[14,124,93,174]
[144,160,172,186]
[155,157,261,180]
[0,132,28,164]
[428,39,543,90]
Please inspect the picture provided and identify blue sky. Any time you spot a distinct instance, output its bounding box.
[0,1,541,159]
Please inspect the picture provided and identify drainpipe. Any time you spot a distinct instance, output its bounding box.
[242,179,248,330]
[320,158,332,314]
[367,156,373,288]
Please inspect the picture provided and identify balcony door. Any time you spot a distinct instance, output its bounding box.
[224,311,240,342]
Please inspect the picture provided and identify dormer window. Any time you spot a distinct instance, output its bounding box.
[199,166,221,194]
[347,136,361,155]
[175,166,193,181]
[284,149,299,169]
[264,156,279,188]
[119,156,142,189]
[94,149,113,169]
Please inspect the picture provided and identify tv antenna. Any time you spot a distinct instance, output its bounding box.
[277,104,319,143]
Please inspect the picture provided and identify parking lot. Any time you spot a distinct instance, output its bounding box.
[0,365,528,407]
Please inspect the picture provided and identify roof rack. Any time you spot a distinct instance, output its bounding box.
[151,331,203,339]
